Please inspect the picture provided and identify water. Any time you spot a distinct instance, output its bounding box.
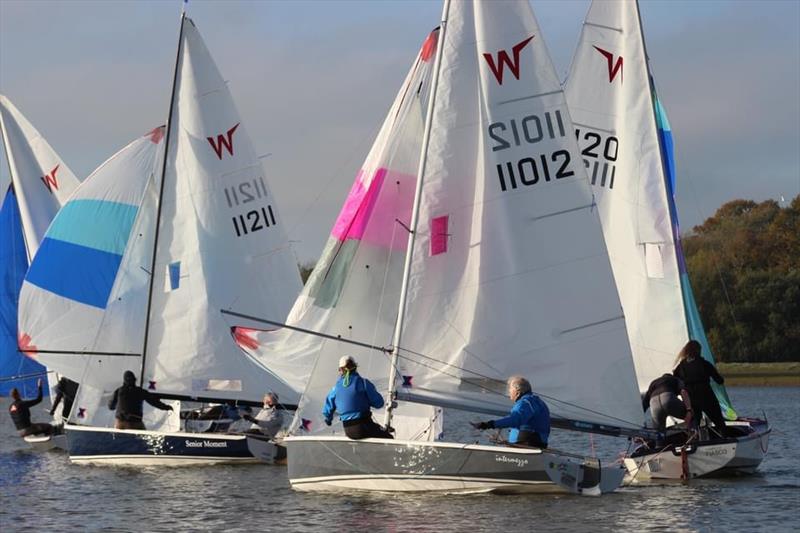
[1,387,798,532]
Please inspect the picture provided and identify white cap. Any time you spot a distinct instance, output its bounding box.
[338,355,356,368]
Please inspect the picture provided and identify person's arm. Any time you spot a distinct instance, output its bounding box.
[322,387,336,425]
[108,389,118,410]
[365,380,385,410]
[492,402,524,429]
[642,382,655,412]
[23,382,44,409]
[143,390,172,411]
[705,360,725,385]
[679,387,694,427]
[50,385,64,415]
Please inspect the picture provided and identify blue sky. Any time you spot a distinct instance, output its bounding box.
[1,0,798,262]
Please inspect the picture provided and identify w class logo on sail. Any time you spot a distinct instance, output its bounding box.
[207,123,240,159]
[40,164,60,193]
[482,36,534,85]
[594,46,623,84]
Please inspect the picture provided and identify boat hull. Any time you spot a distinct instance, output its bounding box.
[624,419,770,480]
[23,433,67,452]
[65,424,278,466]
[286,436,624,495]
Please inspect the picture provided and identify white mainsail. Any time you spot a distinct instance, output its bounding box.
[291,0,644,435]
[141,17,303,404]
[564,0,735,417]
[18,128,165,388]
[0,95,80,260]
[235,28,445,440]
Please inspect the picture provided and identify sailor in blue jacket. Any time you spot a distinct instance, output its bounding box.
[472,376,550,448]
[323,356,393,440]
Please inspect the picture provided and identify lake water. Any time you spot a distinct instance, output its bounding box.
[1,386,798,532]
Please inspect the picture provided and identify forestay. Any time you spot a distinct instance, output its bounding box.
[276,30,444,440]
[18,128,164,389]
[142,18,303,404]
[393,0,644,429]
[564,0,735,417]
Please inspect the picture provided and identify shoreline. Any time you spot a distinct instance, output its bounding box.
[716,362,800,387]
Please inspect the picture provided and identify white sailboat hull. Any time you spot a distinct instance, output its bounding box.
[286,436,625,495]
[624,419,770,480]
[65,424,279,466]
[23,433,67,452]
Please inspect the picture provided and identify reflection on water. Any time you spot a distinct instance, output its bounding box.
[0,387,798,532]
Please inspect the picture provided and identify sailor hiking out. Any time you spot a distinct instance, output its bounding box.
[8,379,55,437]
[323,356,393,440]
[472,376,550,448]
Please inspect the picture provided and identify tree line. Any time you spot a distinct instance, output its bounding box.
[295,196,799,363]
[683,196,799,363]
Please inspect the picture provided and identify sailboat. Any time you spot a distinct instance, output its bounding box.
[282,0,651,495]
[17,12,305,465]
[1,95,81,450]
[564,0,770,479]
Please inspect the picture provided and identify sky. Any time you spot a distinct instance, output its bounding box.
[1,0,798,263]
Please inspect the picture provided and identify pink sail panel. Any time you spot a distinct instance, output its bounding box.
[331,167,416,250]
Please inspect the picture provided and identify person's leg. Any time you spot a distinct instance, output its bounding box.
[363,420,393,439]
[22,423,53,436]
[344,423,366,439]
[700,390,727,436]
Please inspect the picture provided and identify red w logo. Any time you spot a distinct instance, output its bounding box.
[207,123,240,159]
[482,35,535,85]
[40,165,60,193]
[594,46,623,84]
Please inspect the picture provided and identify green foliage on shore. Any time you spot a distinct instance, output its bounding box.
[683,197,800,363]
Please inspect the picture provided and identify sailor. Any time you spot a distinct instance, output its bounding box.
[472,376,550,448]
[673,340,728,436]
[8,379,54,437]
[642,373,694,432]
[108,370,173,430]
[322,356,393,440]
[243,392,283,438]
[50,376,79,421]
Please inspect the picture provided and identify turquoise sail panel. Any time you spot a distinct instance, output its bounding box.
[0,187,47,397]
[654,91,736,419]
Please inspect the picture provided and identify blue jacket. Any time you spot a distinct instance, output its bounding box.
[492,392,550,445]
[323,373,384,423]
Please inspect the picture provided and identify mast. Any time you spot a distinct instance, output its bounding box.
[383,0,451,428]
[139,10,186,385]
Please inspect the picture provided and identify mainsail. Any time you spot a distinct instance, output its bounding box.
[238,28,445,440]
[0,95,80,396]
[291,0,645,436]
[140,16,303,404]
[564,0,735,417]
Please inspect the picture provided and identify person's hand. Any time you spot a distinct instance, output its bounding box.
[324,418,332,426]
[49,409,55,417]
[167,405,174,411]
[470,421,494,430]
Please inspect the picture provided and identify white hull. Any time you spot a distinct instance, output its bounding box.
[23,433,67,452]
[624,420,770,480]
[287,436,625,495]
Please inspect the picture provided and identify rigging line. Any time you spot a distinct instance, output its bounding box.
[393,349,642,429]
[683,171,749,361]
[0,371,49,384]
[367,210,402,354]
[18,349,141,357]
[219,309,390,354]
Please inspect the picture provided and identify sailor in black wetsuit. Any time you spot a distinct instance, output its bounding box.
[108,371,173,430]
[50,376,79,421]
[8,379,54,437]
[673,340,728,436]
[642,373,694,432]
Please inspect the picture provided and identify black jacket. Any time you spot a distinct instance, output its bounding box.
[108,384,171,421]
[9,387,43,430]
[52,377,79,417]
[642,374,686,411]
[674,358,724,388]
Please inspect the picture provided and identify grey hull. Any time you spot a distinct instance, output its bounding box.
[286,436,624,495]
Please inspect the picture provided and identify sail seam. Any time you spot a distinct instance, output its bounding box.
[530,203,595,221]
[497,90,561,106]
[585,22,623,33]
[559,315,625,335]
